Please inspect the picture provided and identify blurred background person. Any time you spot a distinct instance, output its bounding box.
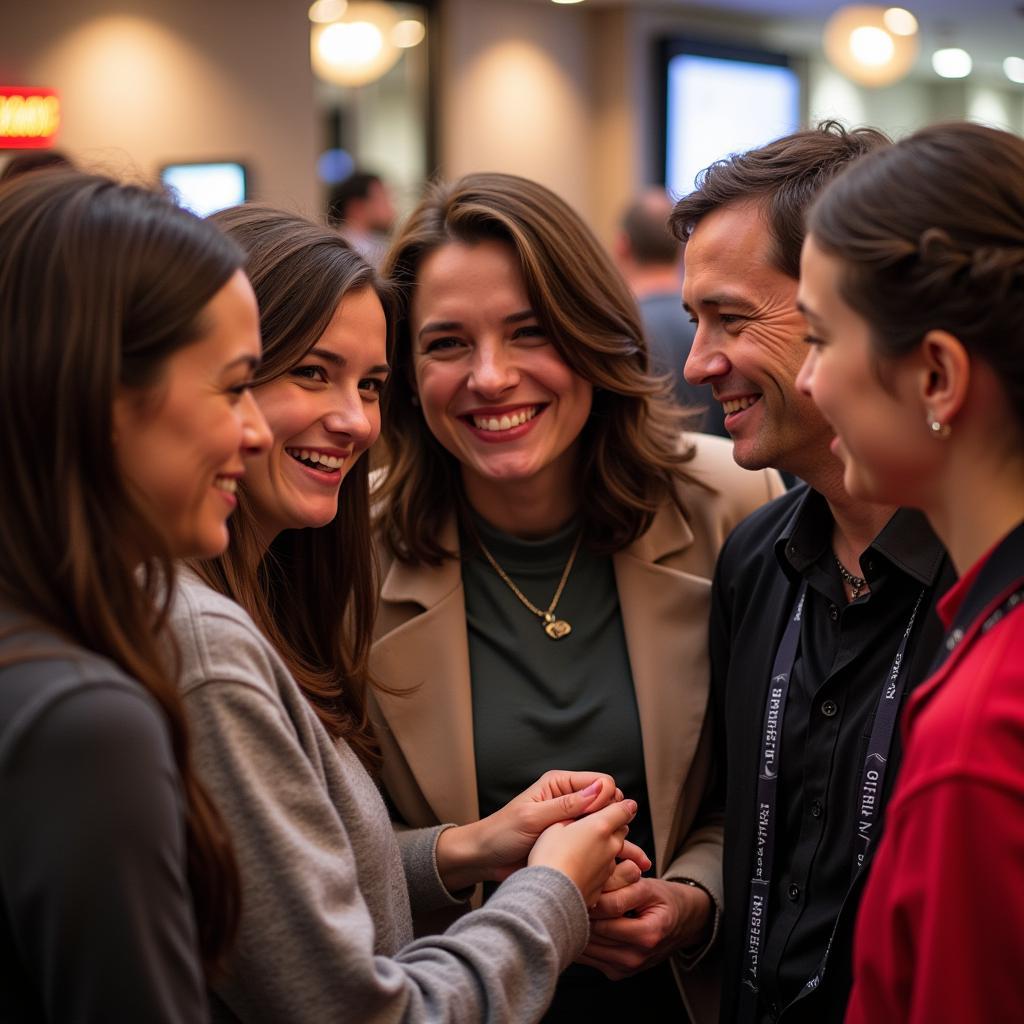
[328,169,397,269]
[615,188,726,437]
[799,121,1024,1024]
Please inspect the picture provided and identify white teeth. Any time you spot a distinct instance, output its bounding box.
[471,406,538,432]
[721,396,761,415]
[286,448,344,471]
[214,477,237,494]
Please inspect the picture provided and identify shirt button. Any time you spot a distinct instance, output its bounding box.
[788,883,801,902]
[810,800,823,818]
[821,699,838,717]
[829,604,839,621]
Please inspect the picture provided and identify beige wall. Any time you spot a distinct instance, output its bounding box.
[439,0,593,217]
[0,0,318,213]
[437,1,1024,247]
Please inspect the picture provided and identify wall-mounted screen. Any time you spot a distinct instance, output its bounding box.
[659,42,801,198]
[160,161,247,218]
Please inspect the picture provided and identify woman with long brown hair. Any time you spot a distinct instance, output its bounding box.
[0,171,269,1020]
[372,172,784,1021]
[796,121,1024,1022]
[169,204,642,1022]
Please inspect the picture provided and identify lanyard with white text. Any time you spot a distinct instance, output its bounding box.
[740,580,925,1012]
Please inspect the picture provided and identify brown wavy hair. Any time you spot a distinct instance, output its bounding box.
[378,172,700,566]
[195,205,390,771]
[808,121,1024,434]
[670,120,891,279]
[0,171,239,972]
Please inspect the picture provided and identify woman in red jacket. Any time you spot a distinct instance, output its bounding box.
[796,121,1024,1024]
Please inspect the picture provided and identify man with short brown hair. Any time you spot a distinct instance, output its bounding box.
[673,123,955,1024]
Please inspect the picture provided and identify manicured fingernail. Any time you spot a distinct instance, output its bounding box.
[581,780,601,797]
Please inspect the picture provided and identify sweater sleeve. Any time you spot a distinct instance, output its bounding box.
[394,823,473,914]
[182,615,589,1023]
[846,773,1024,1024]
[0,681,206,1023]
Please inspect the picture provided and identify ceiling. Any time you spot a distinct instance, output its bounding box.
[527,0,1024,84]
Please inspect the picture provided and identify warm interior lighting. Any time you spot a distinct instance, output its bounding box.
[391,19,425,49]
[823,5,918,88]
[308,0,348,23]
[309,2,402,87]
[1003,56,1024,84]
[883,7,918,36]
[850,26,894,66]
[551,0,586,4]
[932,47,972,79]
[319,21,382,65]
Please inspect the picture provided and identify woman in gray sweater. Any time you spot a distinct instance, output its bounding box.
[0,172,270,1020]
[170,205,641,1023]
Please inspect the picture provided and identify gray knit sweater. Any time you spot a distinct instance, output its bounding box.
[169,571,589,1022]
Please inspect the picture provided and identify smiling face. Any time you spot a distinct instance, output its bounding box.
[113,269,270,559]
[682,200,834,479]
[797,234,937,507]
[410,239,593,508]
[243,286,388,544]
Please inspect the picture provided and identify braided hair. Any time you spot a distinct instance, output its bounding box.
[808,121,1024,432]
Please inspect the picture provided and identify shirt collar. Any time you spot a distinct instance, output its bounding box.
[937,518,1024,631]
[774,486,946,586]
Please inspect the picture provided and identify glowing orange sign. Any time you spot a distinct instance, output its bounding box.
[0,87,61,149]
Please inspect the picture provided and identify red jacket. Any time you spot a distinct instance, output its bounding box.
[846,520,1024,1024]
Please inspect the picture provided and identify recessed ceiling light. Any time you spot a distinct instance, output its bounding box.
[851,26,895,66]
[1004,56,1024,84]
[308,0,347,23]
[932,47,973,79]
[392,19,425,48]
[883,8,918,37]
[551,0,586,5]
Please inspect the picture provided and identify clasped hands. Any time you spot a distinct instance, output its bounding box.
[434,769,647,909]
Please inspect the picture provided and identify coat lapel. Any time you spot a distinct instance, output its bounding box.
[614,501,711,870]
[373,521,480,826]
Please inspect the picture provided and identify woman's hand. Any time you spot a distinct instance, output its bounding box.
[435,770,624,892]
[528,799,639,907]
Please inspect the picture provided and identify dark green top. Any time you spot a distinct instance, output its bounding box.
[461,514,656,874]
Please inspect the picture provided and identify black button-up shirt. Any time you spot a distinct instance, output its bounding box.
[711,486,955,1024]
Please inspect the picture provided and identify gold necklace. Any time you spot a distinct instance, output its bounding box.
[476,532,583,640]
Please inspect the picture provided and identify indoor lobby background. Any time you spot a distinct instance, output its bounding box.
[1,0,1021,247]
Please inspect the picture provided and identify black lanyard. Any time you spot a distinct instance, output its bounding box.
[740,580,925,1011]
[930,583,1024,676]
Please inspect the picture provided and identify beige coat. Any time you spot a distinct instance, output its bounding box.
[370,435,784,1023]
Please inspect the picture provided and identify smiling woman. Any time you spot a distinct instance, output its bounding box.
[0,172,269,1021]
[372,172,785,1022]
[165,204,646,1023]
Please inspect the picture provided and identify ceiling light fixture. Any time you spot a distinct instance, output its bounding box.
[823,5,918,88]
[1004,56,1024,84]
[391,19,425,49]
[932,47,973,79]
[309,1,403,87]
[308,0,347,24]
[882,7,918,36]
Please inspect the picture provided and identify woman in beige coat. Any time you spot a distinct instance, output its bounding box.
[372,173,783,1023]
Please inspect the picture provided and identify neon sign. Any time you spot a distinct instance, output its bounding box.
[0,88,61,149]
